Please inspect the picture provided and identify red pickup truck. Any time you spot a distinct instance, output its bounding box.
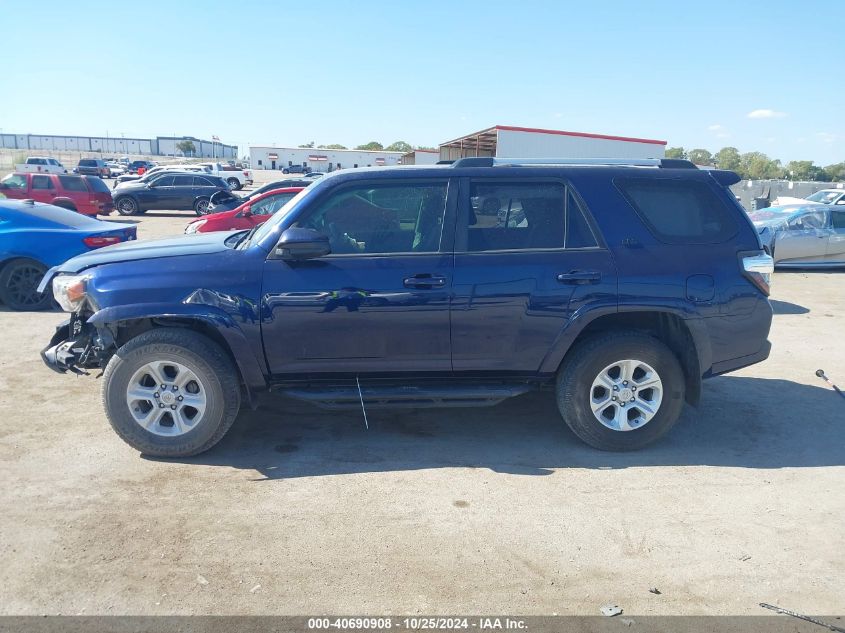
[0,172,114,216]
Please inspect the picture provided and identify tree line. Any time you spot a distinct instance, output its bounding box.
[296,141,435,153]
[665,146,845,182]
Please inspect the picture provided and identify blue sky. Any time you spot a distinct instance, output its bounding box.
[2,0,842,164]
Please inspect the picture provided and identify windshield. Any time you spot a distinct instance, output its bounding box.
[805,190,841,204]
[748,206,796,222]
[248,185,318,245]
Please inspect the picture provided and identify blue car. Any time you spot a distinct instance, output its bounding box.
[0,199,136,310]
[40,158,773,456]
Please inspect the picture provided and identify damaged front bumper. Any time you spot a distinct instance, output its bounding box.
[41,314,113,375]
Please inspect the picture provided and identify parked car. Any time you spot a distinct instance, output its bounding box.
[40,157,774,457]
[76,159,110,178]
[112,172,230,215]
[113,164,210,187]
[282,164,311,174]
[0,172,114,216]
[106,162,126,177]
[16,157,68,174]
[775,188,845,207]
[207,179,313,213]
[303,172,324,180]
[197,162,253,190]
[749,204,845,267]
[0,199,135,310]
[185,187,304,234]
[127,160,156,174]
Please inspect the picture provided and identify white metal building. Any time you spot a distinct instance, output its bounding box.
[400,149,441,165]
[0,133,236,159]
[250,146,404,172]
[439,125,666,161]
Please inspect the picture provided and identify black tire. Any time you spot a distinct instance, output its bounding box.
[556,332,685,451]
[102,328,241,457]
[115,196,139,216]
[226,177,242,190]
[282,169,290,174]
[0,258,52,311]
[193,197,210,215]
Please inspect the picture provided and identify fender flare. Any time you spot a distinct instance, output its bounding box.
[538,302,712,377]
[87,302,268,394]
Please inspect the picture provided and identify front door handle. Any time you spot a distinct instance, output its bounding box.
[557,270,601,284]
[404,274,447,289]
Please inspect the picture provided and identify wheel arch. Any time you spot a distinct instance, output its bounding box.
[88,305,267,406]
[51,197,77,210]
[543,308,710,406]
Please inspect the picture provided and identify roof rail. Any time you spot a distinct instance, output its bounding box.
[450,157,697,169]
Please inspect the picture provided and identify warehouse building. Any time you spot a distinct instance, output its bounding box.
[400,149,441,165]
[250,146,404,172]
[0,133,237,159]
[439,125,666,161]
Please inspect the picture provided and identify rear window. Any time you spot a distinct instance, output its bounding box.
[615,178,738,244]
[79,159,96,166]
[58,176,89,192]
[85,177,111,193]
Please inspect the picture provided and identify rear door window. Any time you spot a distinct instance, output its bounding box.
[31,175,54,190]
[615,178,738,244]
[58,176,88,192]
[172,175,195,187]
[463,181,598,252]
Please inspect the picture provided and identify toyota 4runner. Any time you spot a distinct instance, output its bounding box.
[40,158,773,456]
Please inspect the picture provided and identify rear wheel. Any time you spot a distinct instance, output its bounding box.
[102,328,241,457]
[0,258,52,311]
[193,197,210,215]
[115,196,139,216]
[556,332,685,451]
[226,177,241,190]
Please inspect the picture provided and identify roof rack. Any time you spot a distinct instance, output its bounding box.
[450,157,697,169]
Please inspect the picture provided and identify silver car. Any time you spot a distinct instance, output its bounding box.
[749,204,845,267]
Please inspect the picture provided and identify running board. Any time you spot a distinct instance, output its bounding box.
[278,383,534,410]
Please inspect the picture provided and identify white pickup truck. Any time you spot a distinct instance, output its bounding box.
[197,162,253,190]
[14,156,68,174]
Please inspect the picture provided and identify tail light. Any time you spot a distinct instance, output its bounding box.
[243,170,249,177]
[83,235,123,248]
[741,251,774,296]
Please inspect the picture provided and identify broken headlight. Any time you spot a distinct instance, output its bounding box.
[52,274,91,312]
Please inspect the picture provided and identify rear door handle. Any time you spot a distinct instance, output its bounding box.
[557,270,601,284]
[404,274,447,289]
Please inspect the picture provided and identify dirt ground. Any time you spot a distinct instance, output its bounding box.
[0,181,843,616]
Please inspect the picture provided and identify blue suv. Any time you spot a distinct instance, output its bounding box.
[40,158,773,456]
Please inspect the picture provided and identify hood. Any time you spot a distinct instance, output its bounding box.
[50,231,233,274]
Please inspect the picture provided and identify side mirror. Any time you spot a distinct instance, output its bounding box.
[274,227,331,260]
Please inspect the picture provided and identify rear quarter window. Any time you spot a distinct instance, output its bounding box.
[615,177,738,244]
[58,176,89,192]
[85,177,111,193]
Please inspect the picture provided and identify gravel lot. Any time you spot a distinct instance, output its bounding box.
[1,178,843,616]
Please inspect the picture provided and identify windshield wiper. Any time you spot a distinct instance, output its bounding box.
[236,225,260,249]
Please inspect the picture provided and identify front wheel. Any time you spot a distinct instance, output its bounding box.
[0,258,51,311]
[115,196,138,215]
[556,332,685,451]
[193,197,210,215]
[226,177,241,190]
[102,328,241,457]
